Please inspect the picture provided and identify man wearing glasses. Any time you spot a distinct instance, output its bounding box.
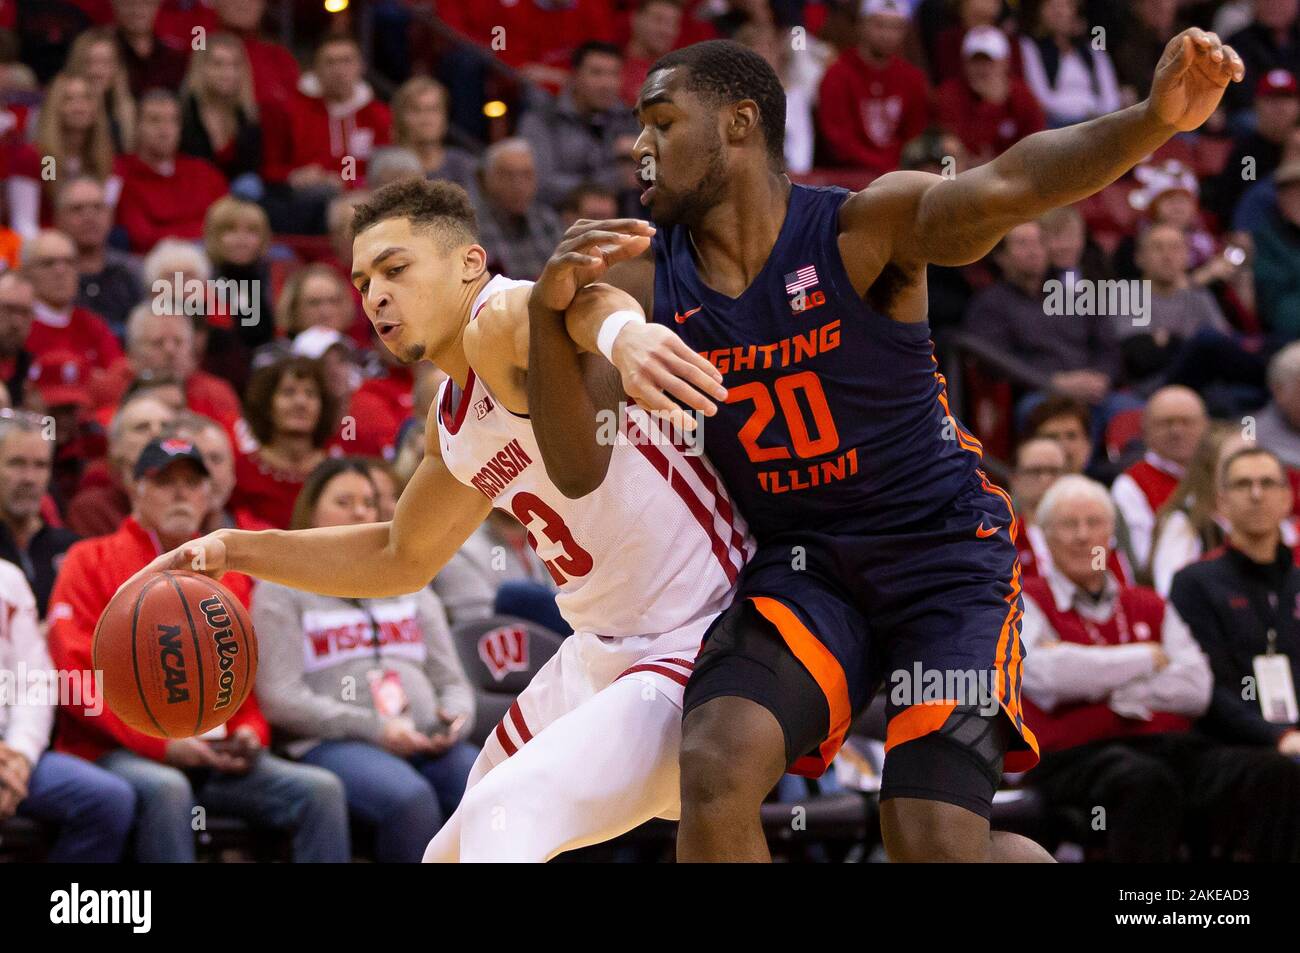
[23,230,122,372]
[1171,446,1300,759]
[0,272,36,406]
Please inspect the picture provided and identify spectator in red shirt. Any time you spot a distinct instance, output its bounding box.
[936,26,1046,166]
[930,0,1023,85]
[23,230,123,371]
[816,0,929,177]
[265,35,391,195]
[47,436,349,862]
[210,0,300,110]
[115,89,229,253]
[622,0,684,105]
[6,71,121,240]
[229,356,338,529]
[442,0,617,86]
[111,0,189,97]
[92,305,243,428]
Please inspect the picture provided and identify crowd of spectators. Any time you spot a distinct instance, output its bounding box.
[0,0,1298,862]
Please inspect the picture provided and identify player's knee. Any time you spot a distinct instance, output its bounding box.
[459,764,540,841]
[882,797,991,862]
[680,699,786,811]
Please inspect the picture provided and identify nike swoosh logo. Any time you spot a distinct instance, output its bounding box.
[674,306,702,324]
[975,523,998,539]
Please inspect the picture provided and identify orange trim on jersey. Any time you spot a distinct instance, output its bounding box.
[929,356,984,456]
[882,557,1040,772]
[978,469,1019,542]
[885,700,958,753]
[749,595,852,773]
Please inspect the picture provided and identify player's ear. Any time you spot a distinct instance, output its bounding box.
[729,100,760,146]
[460,243,488,281]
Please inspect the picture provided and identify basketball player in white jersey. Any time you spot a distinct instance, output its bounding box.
[132,178,747,862]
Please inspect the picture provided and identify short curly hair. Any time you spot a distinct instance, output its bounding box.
[350,177,478,248]
[648,39,786,169]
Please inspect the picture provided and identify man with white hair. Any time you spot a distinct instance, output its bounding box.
[93,304,241,427]
[1021,473,1300,861]
[23,230,122,371]
[472,138,564,280]
[1254,341,1300,474]
[1111,386,1209,569]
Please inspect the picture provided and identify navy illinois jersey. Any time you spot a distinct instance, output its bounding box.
[650,183,985,541]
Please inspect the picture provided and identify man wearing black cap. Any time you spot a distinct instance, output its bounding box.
[44,437,351,862]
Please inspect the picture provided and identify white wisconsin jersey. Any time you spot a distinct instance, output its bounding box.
[437,275,753,638]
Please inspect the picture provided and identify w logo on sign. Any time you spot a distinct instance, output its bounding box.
[478,626,529,681]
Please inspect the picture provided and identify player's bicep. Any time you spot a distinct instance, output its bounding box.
[388,417,492,581]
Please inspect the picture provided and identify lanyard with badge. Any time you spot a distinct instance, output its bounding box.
[1078,597,1133,646]
[350,599,410,719]
[1248,589,1300,725]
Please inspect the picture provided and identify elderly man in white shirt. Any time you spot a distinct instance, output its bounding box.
[1020,475,1300,861]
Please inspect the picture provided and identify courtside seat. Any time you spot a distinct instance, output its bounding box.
[0,815,50,862]
[450,615,565,747]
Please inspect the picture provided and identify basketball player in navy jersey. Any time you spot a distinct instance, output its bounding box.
[527,30,1243,861]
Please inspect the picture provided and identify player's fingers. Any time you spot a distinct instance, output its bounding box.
[665,337,726,389]
[1224,46,1245,82]
[664,352,728,403]
[649,363,718,416]
[626,381,686,421]
[569,218,656,237]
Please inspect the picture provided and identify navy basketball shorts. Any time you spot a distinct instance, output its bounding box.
[682,473,1040,817]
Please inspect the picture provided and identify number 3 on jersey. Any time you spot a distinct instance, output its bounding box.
[511,491,595,585]
[728,370,839,462]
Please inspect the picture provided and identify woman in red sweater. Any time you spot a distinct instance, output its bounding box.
[229,355,339,529]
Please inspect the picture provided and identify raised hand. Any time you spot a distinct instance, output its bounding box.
[532,219,656,313]
[1148,28,1245,132]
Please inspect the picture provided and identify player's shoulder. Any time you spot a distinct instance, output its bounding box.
[839,170,943,233]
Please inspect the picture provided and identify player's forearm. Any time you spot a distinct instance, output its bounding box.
[527,295,614,499]
[979,101,1173,226]
[220,523,436,598]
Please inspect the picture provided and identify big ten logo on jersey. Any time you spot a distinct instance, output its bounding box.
[478,625,529,682]
[785,263,825,315]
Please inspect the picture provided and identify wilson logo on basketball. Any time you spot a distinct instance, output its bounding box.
[200,594,240,710]
[157,624,189,704]
[478,626,529,682]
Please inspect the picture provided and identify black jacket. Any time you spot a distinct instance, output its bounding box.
[179,93,263,183]
[0,520,79,619]
[1170,543,1300,746]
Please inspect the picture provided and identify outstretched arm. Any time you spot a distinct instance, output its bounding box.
[852,28,1245,270]
[129,407,493,598]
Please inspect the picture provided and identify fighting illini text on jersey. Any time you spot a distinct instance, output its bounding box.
[651,184,984,540]
[437,276,754,638]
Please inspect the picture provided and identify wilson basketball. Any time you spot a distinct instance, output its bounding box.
[93,571,258,739]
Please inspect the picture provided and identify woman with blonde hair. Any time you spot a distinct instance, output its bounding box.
[6,72,120,239]
[66,27,137,153]
[202,196,276,390]
[390,76,477,188]
[180,32,263,194]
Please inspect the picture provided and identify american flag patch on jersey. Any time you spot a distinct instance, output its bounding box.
[783,265,819,295]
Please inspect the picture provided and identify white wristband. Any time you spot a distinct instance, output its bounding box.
[596,310,642,362]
